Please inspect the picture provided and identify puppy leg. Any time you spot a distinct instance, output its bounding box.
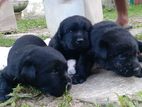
[72,55,91,84]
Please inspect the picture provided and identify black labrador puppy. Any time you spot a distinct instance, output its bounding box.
[49,15,92,84]
[89,21,142,77]
[0,35,71,101]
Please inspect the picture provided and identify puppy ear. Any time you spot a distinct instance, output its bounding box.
[49,24,63,50]
[20,56,36,82]
[55,21,64,40]
[21,64,36,82]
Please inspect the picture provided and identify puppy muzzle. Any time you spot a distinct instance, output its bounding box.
[134,66,142,77]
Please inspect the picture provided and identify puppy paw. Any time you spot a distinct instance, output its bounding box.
[72,74,86,84]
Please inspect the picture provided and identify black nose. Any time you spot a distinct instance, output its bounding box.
[76,38,84,44]
[134,67,142,77]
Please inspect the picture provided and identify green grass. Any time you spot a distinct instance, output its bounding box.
[58,90,72,107]
[103,4,142,20]
[17,17,47,33]
[128,4,142,17]
[0,34,48,47]
[0,17,48,47]
[0,35,15,47]
[1,84,142,107]
[0,84,41,107]
[135,34,142,40]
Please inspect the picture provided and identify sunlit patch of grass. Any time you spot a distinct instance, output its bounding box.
[103,4,142,20]
[135,33,142,40]
[17,18,47,33]
[58,90,72,107]
[0,35,15,47]
[0,84,41,107]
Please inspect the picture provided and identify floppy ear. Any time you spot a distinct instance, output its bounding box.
[49,24,63,50]
[96,40,108,59]
[21,64,36,81]
[20,56,36,82]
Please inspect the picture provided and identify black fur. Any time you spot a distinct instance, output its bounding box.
[89,21,142,77]
[0,35,71,101]
[49,15,92,84]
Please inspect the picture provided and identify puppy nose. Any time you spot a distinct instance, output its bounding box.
[134,67,141,72]
[134,67,142,77]
[76,38,84,44]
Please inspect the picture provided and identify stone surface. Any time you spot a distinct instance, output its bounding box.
[4,28,50,39]
[0,47,10,69]
[130,28,142,36]
[71,70,142,104]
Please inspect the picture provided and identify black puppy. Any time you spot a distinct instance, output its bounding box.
[49,15,92,84]
[0,35,71,101]
[89,21,142,77]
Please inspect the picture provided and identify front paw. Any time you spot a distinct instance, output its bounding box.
[72,74,86,84]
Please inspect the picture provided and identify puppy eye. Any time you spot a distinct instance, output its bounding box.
[117,55,125,60]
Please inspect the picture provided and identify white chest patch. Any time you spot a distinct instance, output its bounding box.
[67,59,76,75]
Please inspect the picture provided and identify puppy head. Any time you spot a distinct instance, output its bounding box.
[36,60,71,97]
[109,46,141,77]
[94,28,142,77]
[56,15,92,51]
[20,57,71,97]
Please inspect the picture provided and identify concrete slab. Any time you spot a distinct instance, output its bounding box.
[71,70,142,104]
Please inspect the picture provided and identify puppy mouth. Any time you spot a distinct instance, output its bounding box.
[73,42,89,50]
[113,64,142,77]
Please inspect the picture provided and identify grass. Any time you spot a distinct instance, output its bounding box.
[0,84,142,107]
[17,17,47,33]
[0,35,15,47]
[58,90,72,107]
[0,34,48,47]
[0,84,41,107]
[0,17,48,47]
[135,34,142,40]
[103,4,142,20]
[93,92,142,107]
